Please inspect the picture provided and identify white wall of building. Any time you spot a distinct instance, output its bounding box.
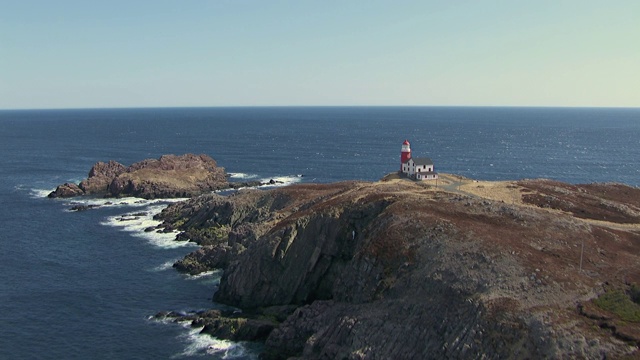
[403,159,437,180]
[416,172,438,180]
[403,159,415,176]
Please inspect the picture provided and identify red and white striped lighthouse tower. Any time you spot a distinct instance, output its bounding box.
[400,139,411,170]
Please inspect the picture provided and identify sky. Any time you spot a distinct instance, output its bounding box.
[1,0,638,109]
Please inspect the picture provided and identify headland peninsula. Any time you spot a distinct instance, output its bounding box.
[52,155,640,359]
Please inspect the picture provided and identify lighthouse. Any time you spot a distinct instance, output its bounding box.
[400,140,411,170]
[400,139,438,180]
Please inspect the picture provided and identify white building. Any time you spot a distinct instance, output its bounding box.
[400,140,438,180]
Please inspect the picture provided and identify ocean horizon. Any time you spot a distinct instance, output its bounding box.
[3,105,640,112]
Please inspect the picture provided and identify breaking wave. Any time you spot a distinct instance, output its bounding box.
[220,174,303,192]
[258,175,303,187]
[184,270,222,288]
[228,172,259,180]
[176,325,253,359]
[100,203,195,249]
[29,188,56,199]
[64,196,187,209]
[151,259,180,272]
[184,270,220,280]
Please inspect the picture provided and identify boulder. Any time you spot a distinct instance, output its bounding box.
[172,243,241,275]
[48,183,84,198]
[69,204,101,211]
[200,316,275,342]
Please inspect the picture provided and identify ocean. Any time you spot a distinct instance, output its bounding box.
[0,107,638,359]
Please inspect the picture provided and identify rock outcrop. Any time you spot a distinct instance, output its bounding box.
[48,182,84,198]
[79,160,127,194]
[48,154,266,199]
[105,154,228,199]
[156,178,640,359]
[154,309,279,342]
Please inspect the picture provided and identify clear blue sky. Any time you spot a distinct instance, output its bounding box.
[1,0,638,109]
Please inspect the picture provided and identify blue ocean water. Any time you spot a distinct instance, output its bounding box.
[0,107,638,359]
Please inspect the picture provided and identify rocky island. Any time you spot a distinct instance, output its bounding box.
[48,154,271,199]
[153,173,640,359]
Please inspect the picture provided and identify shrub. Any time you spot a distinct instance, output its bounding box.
[594,290,640,322]
[630,284,640,304]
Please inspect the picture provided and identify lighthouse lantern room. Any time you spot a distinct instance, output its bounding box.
[400,140,438,181]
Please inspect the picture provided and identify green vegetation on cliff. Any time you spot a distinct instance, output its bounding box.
[595,288,640,323]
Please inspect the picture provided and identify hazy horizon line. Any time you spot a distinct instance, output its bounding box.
[2,104,639,112]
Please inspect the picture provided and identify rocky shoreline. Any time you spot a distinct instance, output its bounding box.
[49,156,640,358]
[153,175,640,359]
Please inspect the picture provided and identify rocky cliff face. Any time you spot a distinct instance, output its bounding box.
[48,154,258,199]
[157,178,640,359]
[79,160,127,194]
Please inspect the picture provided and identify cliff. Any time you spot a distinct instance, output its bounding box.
[156,175,640,359]
[48,154,262,199]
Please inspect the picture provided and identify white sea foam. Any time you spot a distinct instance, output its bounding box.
[176,326,249,358]
[228,172,259,180]
[184,270,222,287]
[66,196,153,208]
[258,175,303,188]
[28,176,86,198]
[101,203,195,249]
[222,174,303,192]
[58,194,188,210]
[30,188,56,199]
[60,195,194,248]
[185,270,218,280]
[151,259,179,272]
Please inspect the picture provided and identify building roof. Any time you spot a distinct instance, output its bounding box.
[412,157,433,166]
[403,139,410,145]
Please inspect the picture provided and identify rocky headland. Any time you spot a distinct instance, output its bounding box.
[48,154,274,199]
[153,173,640,359]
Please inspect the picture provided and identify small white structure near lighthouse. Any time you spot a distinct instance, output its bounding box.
[400,140,438,180]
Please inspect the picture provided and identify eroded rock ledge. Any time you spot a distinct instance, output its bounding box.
[48,154,267,199]
[156,178,640,359]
